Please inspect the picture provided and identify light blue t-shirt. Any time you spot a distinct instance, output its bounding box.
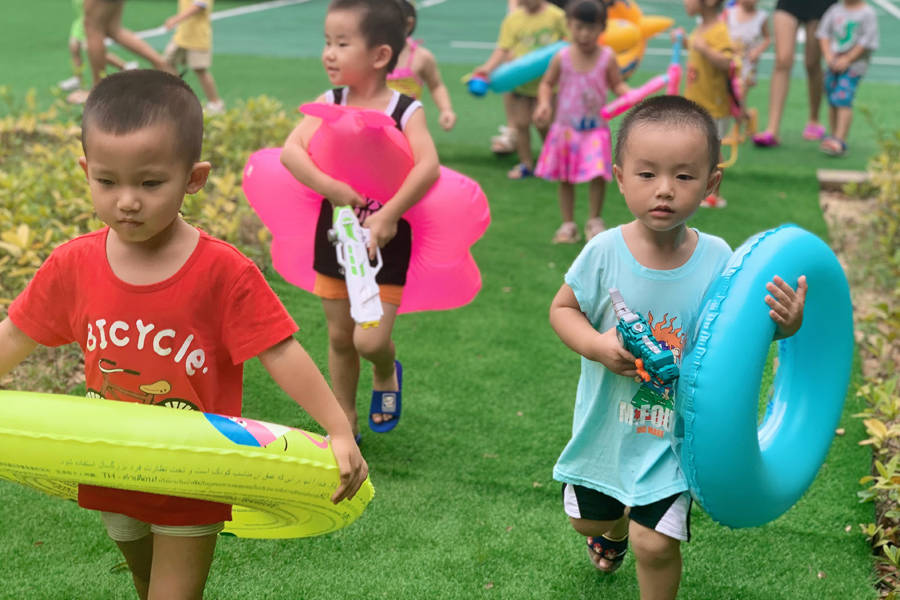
[553,226,732,506]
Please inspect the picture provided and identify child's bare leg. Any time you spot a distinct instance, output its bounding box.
[570,515,629,571]
[322,298,361,433]
[629,520,681,600]
[354,302,400,424]
[558,181,575,223]
[803,20,825,127]
[114,537,153,600]
[148,533,217,600]
[828,104,838,136]
[834,106,853,142]
[83,0,122,85]
[69,39,84,81]
[507,93,535,174]
[193,68,222,104]
[588,178,606,220]
[105,51,128,70]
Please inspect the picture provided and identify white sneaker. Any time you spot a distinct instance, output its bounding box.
[58,76,81,91]
[123,61,140,71]
[204,100,225,115]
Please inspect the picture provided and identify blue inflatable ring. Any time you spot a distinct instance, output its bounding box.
[676,225,854,528]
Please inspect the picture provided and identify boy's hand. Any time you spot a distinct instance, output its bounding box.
[670,27,686,45]
[766,275,807,339]
[328,180,366,208]
[438,109,457,131]
[164,15,178,30]
[591,326,639,379]
[328,433,368,504]
[360,209,398,260]
[831,56,850,73]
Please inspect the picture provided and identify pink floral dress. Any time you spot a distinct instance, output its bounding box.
[536,45,613,184]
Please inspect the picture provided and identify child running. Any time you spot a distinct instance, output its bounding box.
[388,0,456,131]
[815,0,879,157]
[163,0,226,115]
[533,0,629,244]
[674,0,738,209]
[280,0,440,440]
[549,95,807,599]
[725,0,770,132]
[0,70,367,599]
[474,0,569,179]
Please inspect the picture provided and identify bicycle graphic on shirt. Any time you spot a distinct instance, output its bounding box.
[85,358,198,411]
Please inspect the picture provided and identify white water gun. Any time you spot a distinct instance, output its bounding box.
[327,206,383,328]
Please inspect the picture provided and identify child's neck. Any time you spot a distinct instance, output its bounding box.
[698,8,722,26]
[622,221,697,270]
[344,77,392,109]
[106,217,199,286]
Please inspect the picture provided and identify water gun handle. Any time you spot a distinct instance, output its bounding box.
[601,74,669,120]
[329,207,384,328]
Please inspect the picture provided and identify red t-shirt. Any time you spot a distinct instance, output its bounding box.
[9,228,298,525]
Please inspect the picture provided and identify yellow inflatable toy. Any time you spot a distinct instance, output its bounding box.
[0,391,374,539]
[604,0,674,78]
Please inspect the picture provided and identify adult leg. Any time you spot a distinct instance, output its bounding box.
[107,25,174,73]
[322,298,361,434]
[803,20,825,129]
[761,10,799,138]
[354,302,400,424]
[570,516,630,571]
[83,0,122,85]
[147,533,217,600]
[629,520,682,600]
[114,536,153,600]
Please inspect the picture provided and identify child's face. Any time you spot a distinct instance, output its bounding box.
[79,123,207,247]
[614,123,720,233]
[519,0,544,13]
[738,0,757,10]
[322,9,387,85]
[568,18,605,55]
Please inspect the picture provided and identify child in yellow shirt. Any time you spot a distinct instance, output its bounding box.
[164,0,225,114]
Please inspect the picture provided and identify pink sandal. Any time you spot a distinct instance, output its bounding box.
[752,131,779,148]
[802,123,826,141]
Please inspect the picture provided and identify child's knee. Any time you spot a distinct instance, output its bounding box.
[352,329,391,359]
[629,525,680,565]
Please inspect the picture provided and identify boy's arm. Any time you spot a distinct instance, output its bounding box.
[606,54,630,97]
[164,1,206,30]
[257,337,368,504]
[417,49,456,131]
[832,44,869,73]
[549,284,638,378]
[766,275,807,340]
[280,103,365,208]
[474,47,512,76]
[691,34,734,72]
[0,318,39,383]
[361,108,440,259]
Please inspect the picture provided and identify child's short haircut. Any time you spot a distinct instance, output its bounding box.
[395,0,417,35]
[566,0,607,27]
[615,95,721,173]
[328,0,405,73]
[81,70,203,165]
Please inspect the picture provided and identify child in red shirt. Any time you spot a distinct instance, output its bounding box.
[0,69,367,600]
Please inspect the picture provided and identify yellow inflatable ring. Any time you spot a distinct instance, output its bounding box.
[0,391,374,538]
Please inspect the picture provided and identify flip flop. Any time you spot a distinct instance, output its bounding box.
[586,534,628,573]
[369,360,402,433]
[802,123,826,141]
[751,131,779,148]
[820,136,847,157]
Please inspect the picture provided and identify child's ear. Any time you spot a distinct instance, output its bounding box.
[186,161,212,194]
[705,168,722,196]
[612,164,625,193]
[78,156,88,177]
[371,44,393,71]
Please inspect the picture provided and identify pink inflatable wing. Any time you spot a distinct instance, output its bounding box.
[242,103,491,314]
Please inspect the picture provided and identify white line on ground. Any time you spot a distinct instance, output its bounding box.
[420,0,449,7]
[133,0,316,39]
[872,0,900,20]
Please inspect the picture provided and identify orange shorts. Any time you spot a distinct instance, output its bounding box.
[313,273,404,307]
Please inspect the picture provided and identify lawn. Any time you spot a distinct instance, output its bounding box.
[2,1,898,598]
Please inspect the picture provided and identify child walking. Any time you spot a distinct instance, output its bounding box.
[388,0,457,131]
[815,0,879,157]
[280,0,440,439]
[725,0,770,131]
[474,0,569,179]
[533,0,629,244]
[163,0,225,114]
[549,95,807,599]
[675,0,738,209]
[0,70,367,599]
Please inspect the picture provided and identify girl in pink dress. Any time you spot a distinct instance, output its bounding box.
[534,0,629,243]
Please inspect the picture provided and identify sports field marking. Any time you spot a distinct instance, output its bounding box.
[134,0,316,39]
[872,0,900,20]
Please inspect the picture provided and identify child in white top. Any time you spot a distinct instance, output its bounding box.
[725,0,770,91]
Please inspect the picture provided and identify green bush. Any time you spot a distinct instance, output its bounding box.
[0,90,294,310]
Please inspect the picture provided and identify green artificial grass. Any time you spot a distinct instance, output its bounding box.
[3,1,898,597]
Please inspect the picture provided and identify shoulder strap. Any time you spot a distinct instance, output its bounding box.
[389,91,422,131]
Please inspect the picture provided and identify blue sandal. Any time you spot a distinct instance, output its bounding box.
[586,534,628,573]
[369,360,402,433]
[507,163,533,180]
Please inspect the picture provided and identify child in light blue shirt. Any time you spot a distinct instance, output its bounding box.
[549,95,807,599]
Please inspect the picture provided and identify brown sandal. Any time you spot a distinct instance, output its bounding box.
[552,221,580,244]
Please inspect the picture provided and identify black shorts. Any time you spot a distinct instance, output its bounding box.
[313,199,411,286]
[775,0,836,23]
[561,483,692,541]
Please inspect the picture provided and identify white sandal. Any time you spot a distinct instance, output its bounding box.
[490,125,517,155]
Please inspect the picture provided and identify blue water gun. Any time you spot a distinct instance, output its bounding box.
[609,288,679,385]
